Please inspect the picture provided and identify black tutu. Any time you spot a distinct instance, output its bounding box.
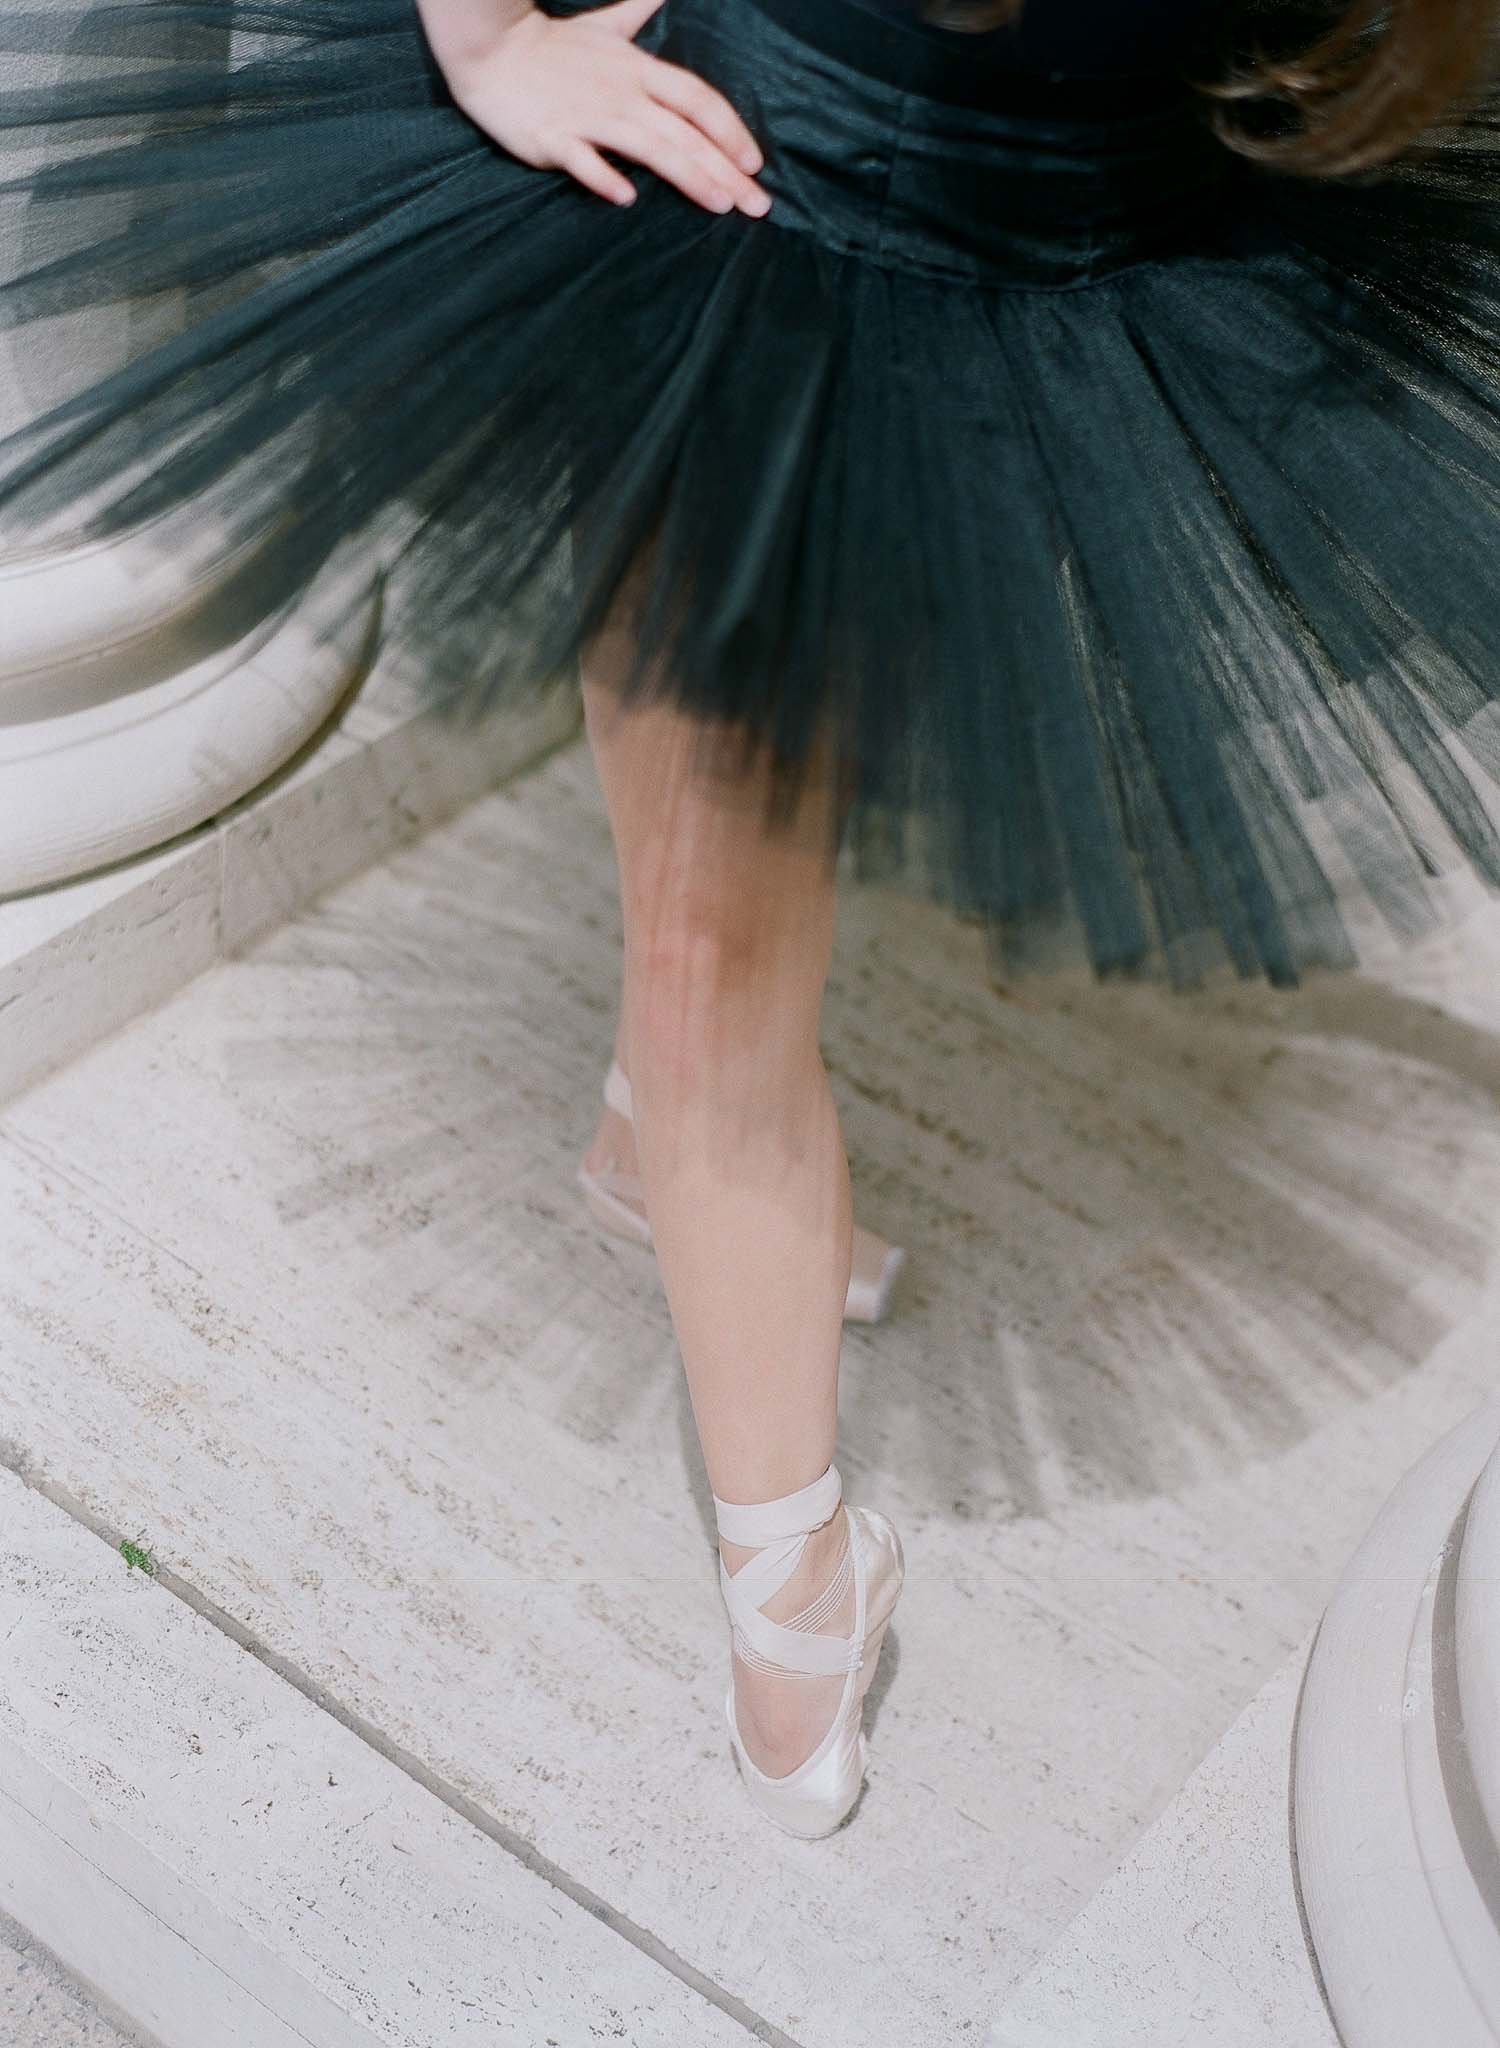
[7,0,1500,989]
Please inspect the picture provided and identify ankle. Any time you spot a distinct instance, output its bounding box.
[720,1504,848,1616]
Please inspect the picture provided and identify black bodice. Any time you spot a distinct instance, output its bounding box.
[845,0,1222,74]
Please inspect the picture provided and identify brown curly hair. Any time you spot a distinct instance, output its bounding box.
[921,1,1500,174]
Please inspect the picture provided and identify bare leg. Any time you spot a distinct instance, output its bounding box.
[581,884,901,1324]
[581,608,856,1777]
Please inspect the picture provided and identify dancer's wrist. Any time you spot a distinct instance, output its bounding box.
[414,0,537,93]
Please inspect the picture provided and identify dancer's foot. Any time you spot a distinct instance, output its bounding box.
[713,1464,905,1837]
[720,1508,855,1778]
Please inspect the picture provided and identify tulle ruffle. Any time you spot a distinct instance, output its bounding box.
[5,0,1500,989]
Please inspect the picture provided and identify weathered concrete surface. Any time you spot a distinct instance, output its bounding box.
[991,1630,1338,2048]
[0,1470,753,2048]
[3,735,1499,2042]
[0,1908,154,2048]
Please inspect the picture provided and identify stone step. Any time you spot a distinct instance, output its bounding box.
[997,1401,1500,2046]
[0,1467,755,2048]
[0,610,580,1104]
[992,1633,1337,2048]
[0,1907,149,2048]
[5,737,1500,2042]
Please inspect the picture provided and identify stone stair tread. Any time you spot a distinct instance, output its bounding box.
[0,1468,751,2048]
[5,737,1500,2041]
[993,1635,1338,2048]
[0,1908,147,2048]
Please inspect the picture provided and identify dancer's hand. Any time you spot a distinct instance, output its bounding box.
[418,0,770,216]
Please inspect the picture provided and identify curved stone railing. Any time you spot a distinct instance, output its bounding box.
[1294,1394,1500,2048]
[0,0,381,898]
[1457,1431,1500,1865]
[0,516,380,895]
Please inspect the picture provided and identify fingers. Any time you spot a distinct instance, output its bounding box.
[644,55,764,177]
[540,4,770,218]
[596,103,769,215]
[559,137,638,209]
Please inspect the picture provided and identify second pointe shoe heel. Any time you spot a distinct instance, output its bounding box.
[712,1461,905,1840]
[576,1060,907,1324]
[574,1061,654,1248]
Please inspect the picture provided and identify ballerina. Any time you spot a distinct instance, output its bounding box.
[4,0,1500,1836]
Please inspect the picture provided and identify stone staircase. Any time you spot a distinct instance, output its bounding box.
[4,729,1500,2045]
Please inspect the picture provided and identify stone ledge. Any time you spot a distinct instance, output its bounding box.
[0,1907,145,2048]
[0,1467,751,2048]
[990,1634,1338,2048]
[0,643,582,1108]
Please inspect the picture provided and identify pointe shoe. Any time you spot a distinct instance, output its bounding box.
[576,1060,907,1324]
[712,1461,904,1839]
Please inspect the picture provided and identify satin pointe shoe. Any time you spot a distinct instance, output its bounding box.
[576,1060,907,1323]
[712,1461,905,1840]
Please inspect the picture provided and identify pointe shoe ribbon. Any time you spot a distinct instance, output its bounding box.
[714,1462,856,1678]
[712,1462,905,1839]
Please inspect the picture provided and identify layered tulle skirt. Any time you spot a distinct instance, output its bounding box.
[6,0,1500,987]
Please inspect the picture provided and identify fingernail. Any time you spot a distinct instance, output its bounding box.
[742,188,771,218]
[741,148,763,174]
